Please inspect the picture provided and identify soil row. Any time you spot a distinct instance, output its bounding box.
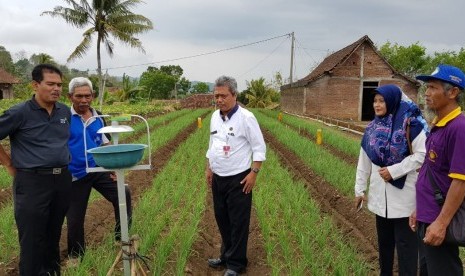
[262,129,379,272]
[2,111,379,275]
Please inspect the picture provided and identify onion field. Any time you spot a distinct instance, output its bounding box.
[0,106,421,275]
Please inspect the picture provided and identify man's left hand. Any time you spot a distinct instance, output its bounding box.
[423,220,447,246]
[240,172,257,194]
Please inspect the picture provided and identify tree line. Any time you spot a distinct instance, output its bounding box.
[2,41,464,108]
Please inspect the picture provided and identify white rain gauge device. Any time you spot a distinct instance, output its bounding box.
[84,114,151,276]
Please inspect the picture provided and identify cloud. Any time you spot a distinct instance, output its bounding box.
[0,0,464,90]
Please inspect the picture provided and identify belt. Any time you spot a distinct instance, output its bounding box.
[17,166,68,175]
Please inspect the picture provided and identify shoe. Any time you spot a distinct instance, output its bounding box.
[224,269,239,276]
[65,257,80,268]
[207,258,226,269]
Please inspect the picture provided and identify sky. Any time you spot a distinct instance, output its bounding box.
[0,0,464,91]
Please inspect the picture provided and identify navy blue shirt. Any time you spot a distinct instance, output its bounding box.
[0,95,71,168]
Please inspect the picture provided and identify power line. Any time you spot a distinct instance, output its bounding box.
[294,38,318,64]
[89,32,293,73]
[238,36,289,79]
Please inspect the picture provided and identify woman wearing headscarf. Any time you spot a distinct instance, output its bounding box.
[354,84,428,275]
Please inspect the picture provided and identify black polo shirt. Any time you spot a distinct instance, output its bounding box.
[0,95,71,168]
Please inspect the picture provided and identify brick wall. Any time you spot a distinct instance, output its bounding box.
[280,87,305,114]
[311,77,361,120]
[181,94,214,109]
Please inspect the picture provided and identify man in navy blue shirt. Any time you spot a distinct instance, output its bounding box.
[65,77,132,266]
[0,64,72,275]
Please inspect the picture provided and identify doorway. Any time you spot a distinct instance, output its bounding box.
[361,81,378,121]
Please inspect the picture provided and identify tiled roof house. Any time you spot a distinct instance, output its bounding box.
[0,68,20,100]
[280,35,419,121]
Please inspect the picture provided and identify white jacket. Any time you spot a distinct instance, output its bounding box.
[354,131,427,218]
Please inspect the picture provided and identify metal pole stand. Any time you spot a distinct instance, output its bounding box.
[107,235,150,276]
[84,114,152,276]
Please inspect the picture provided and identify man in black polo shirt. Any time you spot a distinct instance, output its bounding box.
[0,64,72,275]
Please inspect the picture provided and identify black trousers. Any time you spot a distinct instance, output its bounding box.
[14,169,72,276]
[66,172,132,257]
[417,222,463,276]
[212,169,251,273]
[375,215,418,276]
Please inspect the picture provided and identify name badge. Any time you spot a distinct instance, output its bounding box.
[223,145,231,157]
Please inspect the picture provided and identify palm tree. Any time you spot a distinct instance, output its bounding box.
[245,77,274,108]
[29,53,56,66]
[42,0,153,107]
[117,73,145,102]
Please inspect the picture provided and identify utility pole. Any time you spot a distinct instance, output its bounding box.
[290,32,295,86]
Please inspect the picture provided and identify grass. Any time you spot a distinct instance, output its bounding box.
[0,109,210,268]
[255,111,357,196]
[0,167,12,189]
[254,149,370,275]
[0,202,18,263]
[63,114,211,275]
[258,109,361,158]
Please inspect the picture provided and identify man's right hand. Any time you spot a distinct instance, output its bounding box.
[0,146,15,177]
[5,164,16,177]
[409,211,417,232]
[354,195,366,211]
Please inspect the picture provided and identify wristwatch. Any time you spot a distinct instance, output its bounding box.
[252,168,260,174]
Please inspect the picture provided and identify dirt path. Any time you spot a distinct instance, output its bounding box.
[0,187,12,207]
[262,129,379,272]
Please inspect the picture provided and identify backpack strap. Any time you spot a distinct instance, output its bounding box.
[426,165,445,206]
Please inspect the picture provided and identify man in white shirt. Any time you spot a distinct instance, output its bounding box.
[205,76,266,276]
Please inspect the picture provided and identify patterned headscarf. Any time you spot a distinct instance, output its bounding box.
[361,84,429,189]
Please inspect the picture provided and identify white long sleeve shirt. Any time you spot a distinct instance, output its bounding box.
[206,106,266,176]
[354,131,427,218]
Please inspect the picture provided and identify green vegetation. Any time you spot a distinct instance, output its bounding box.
[0,99,23,113]
[245,77,275,108]
[259,109,361,158]
[63,113,210,275]
[0,167,12,189]
[255,149,369,274]
[139,65,190,100]
[63,111,371,275]
[254,111,357,196]
[0,203,18,263]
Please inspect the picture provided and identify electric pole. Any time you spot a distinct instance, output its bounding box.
[290,32,295,86]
